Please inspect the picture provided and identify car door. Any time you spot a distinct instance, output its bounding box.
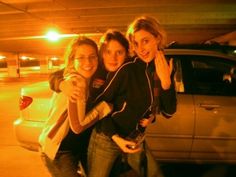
[146,56,195,161]
[188,55,236,163]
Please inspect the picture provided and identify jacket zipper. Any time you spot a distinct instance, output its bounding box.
[142,63,153,117]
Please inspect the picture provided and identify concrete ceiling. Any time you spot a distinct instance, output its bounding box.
[0,0,236,55]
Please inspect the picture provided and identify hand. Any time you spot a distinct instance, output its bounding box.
[139,114,155,127]
[112,135,142,153]
[59,76,86,103]
[154,50,173,90]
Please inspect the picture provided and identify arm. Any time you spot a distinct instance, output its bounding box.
[154,51,177,117]
[67,74,113,134]
[49,68,85,102]
[158,69,177,118]
[154,51,173,90]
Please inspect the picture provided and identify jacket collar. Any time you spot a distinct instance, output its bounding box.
[134,56,155,72]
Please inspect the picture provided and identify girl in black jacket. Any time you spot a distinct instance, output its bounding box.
[88,16,177,177]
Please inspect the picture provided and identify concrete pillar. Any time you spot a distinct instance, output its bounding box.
[7,53,20,78]
[40,56,49,73]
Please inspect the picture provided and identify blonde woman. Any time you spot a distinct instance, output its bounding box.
[39,36,112,177]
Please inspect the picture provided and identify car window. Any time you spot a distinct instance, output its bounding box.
[174,58,185,93]
[190,56,236,96]
[167,55,185,93]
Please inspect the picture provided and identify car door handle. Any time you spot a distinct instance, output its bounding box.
[199,103,220,111]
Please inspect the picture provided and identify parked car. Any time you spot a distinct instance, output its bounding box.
[14,48,236,163]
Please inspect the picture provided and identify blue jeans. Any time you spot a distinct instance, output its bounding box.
[127,142,164,177]
[87,129,122,177]
[87,128,163,177]
[41,151,82,177]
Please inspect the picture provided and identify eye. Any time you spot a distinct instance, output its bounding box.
[105,50,111,55]
[116,50,124,56]
[143,39,149,44]
[89,55,98,60]
[76,56,85,60]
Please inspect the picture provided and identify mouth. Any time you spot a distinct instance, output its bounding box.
[82,66,94,71]
[108,63,118,67]
[140,52,149,59]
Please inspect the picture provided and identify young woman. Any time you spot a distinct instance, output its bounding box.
[87,16,177,177]
[47,30,132,177]
[39,36,112,177]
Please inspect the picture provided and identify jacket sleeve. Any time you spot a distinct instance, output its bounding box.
[158,71,177,118]
[67,74,113,134]
[95,66,129,138]
[49,69,65,93]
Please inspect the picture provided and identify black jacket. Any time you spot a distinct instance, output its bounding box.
[95,57,177,138]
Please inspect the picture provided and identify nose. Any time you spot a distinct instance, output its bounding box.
[109,52,117,61]
[83,57,93,66]
[138,44,145,53]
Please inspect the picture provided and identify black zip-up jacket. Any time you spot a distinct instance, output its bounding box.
[95,56,177,138]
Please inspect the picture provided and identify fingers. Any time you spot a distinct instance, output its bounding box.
[139,119,148,127]
[123,141,142,153]
[169,58,173,73]
[124,146,142,153]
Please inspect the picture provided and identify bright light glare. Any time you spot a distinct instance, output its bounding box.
[46,30,60,41]
[0,55,6,60]
[20,56,28,60]
[50,57,59,61]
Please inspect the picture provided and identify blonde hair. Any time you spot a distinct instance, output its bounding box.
[126,16,167,50]
[63,36,98,76]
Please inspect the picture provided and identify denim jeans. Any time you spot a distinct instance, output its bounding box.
[41,151,82,177]
[87,129,122,177]
[87,128,164,177]
[127,142,164,177]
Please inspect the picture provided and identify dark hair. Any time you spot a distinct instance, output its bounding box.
[64,36,98,74]
[99,29,129,59]
[126,16,167,50]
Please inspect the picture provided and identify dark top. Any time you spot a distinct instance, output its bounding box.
[94,56,177,138]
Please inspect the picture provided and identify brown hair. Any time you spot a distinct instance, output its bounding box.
[99,29,129,60]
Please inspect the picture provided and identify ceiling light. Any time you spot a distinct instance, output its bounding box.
[0,55,6,60]
[46,29,60,42]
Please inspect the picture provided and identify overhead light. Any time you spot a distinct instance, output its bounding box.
[46,29,60,42]
[20,56,28,60]
[0,55,6,60]
[50,56,59,61]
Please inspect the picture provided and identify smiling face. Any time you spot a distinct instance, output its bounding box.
[74,44,98,78]
[132,29,159,63]
[102,40,126,72]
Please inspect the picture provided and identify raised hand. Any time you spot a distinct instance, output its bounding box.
[154,50,173,90]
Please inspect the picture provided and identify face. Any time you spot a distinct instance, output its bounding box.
[74,44,98,78]
[102,40,126,72]
[133,29,159,63]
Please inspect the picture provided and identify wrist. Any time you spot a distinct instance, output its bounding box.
[112,134,120,142]
[161,78,171,90]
